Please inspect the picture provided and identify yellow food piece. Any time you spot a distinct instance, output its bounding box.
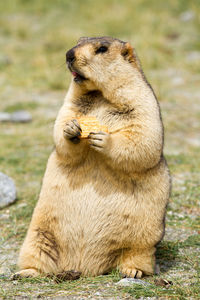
[78,116,108,138]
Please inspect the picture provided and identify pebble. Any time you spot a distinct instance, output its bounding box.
[0,172,17,209]
[180,11,194,22]
[0,55,12,67]
[171,76,184,86]
[116,278,151,287]
[94,292,101,296]
[0,213,9,220]
[186,51,200,63]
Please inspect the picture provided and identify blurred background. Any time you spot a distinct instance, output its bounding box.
[0,0,199,298]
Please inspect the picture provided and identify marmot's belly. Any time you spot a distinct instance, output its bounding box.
[56,180,161,251]
[58,184,135,270]
[61,183,134,240]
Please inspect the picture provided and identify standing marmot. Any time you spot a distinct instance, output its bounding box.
[14,37,171,279]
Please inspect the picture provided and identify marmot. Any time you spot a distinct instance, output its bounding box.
[14,37,171,279]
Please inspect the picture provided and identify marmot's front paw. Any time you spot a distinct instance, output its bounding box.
[63,119,82,144]
[88,131,110,152]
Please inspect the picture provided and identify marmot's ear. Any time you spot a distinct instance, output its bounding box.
[121,43,134,61]
[77,37,89,44]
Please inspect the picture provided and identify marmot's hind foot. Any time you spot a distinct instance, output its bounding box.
[11,268,40,280]
[119,247,156,278]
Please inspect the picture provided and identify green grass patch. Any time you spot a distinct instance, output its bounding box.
[4,102,39,113]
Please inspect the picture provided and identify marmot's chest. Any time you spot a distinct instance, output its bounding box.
[73,95,135,132]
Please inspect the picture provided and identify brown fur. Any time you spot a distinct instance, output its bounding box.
[14,37,171,279]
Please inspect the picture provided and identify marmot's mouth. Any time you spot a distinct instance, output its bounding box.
[68,64,87,83]
[71,71,86,83]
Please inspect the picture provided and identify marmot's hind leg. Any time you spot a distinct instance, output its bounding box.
[118,247,156,278]
[13,228,61,279]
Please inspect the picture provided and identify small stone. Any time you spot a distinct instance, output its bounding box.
[0,55,12,67]
[186,51,200,62]
[94,292,101,296]
[171,76,184,86]
[116,278,151,287]
[0,112,11,122]
[10,110,32,123]
[0,172,17,209]
[0,213,9,220]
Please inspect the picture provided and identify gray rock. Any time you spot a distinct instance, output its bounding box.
[0,172,17,209]
[116,278,151,287]
[10,110,32,123]
[0,110,32,123]
[0,112,11,122]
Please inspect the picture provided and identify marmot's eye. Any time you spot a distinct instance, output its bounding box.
[95,46,108,54]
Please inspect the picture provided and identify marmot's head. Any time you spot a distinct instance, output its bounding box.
[66,37,140,87]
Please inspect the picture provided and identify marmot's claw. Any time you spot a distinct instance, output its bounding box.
[11,273,21,280]
[63,119,82,142]
[119,267,143,279]
[72,119,82,132]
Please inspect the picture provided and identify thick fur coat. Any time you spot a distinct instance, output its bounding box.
[14,37,171,279]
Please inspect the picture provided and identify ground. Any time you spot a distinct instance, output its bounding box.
[0,0,199,299]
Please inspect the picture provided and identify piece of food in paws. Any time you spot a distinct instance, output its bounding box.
[77,116,108,138]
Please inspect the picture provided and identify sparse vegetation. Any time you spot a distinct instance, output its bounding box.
[0,0,200,298]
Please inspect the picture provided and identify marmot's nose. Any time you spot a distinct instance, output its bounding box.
[66,48,75,64]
